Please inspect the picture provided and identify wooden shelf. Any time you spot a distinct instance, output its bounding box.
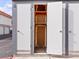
[35,11,47,14]
[35,5,47,11]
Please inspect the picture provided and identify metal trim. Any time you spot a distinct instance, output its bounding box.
[65,2,69,56]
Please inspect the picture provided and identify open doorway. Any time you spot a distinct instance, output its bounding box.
[34,4,47,53]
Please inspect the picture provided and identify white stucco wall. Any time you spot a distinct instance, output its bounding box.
[5,27,9,34]
[0,15,11,26]
[0,26,3,35]
[0,15,11,35]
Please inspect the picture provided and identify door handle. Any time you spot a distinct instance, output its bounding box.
[68,31,72,33]
[17,30,24,35]
[59,30,62,33]
[17,30,20,32]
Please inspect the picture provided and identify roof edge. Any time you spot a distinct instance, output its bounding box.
[0,10,12,19]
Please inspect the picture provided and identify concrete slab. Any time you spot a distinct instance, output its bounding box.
[15,56,49,59]
[14,56,79,59]
[50,57,79,59]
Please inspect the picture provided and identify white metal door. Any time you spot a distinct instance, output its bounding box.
[69,3,79,54]
[47,2,63,55]
[17,4,31,51]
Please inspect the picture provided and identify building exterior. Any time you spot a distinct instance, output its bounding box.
[12,0,79,56]
[0,11,12,39]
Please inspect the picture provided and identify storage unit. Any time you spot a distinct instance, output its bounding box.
[12,0,79,56]
[12,1,63,55]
